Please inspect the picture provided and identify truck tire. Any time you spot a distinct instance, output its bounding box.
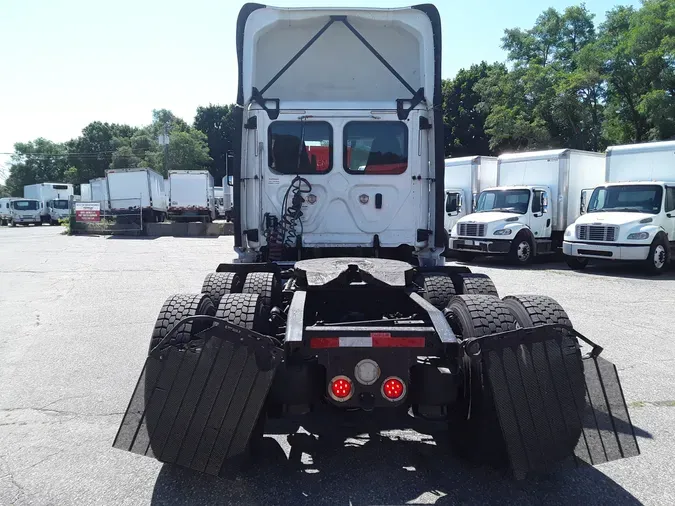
[216,293,269,334]
[565,255,588,270]
[416,274,456,310]
[454,273,499,297]
[446,295,517,467]
[645,236,669,275]
[509,233,534,265]
[201,272,242,306]
[501,295,585,457]
[242,272,281,312]
[10,219,16,227]
[150,293,216,352]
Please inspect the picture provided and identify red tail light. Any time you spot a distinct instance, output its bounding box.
[381,377,406,401]
[329,375,353,402]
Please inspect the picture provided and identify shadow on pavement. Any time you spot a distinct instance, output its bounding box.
[151,427,643,506]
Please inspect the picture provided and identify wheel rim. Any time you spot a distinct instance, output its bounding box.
[517,241,531,262]
[653,245,666,269]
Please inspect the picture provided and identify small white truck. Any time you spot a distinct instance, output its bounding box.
[168,170,216,222]
[0,198,42,226]
[449,149,606,264]
[47,198,71,224]
[443,156,498,239]
[23,183,74,223]
[214,182,233,221]
[563,140,675,274]
[106,168,167,223]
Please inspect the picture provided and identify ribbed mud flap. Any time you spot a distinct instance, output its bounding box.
[113,321,282,476]
[467,324,640,480]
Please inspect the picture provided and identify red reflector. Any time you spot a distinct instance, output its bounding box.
[311,337,339,349]
[330,376,353,401]
[371,333,425,348]
[382,377,406,401]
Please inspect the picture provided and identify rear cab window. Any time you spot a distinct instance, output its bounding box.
[343,121,408,175]
[268,121,332,174]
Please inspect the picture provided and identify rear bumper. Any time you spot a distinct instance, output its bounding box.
[450,237,511,254]
[563,241,650,261]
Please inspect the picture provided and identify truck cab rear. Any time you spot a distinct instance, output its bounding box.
[114,4,639,481]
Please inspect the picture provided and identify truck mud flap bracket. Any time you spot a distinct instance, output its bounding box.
[113,318,282,476]
[464,324,640,479]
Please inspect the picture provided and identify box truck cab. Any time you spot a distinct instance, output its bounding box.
[563,140,675,274]
[234,4,444,265]
[443,156,497,240]
[47,199,70,224]
[449,149,606,265]
[0,198,42,226]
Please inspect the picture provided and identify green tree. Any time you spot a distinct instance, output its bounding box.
[5,139,69,196]
[442,62,497,157]
[194,104,236,183]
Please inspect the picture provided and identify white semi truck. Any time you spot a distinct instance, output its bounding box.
[0,198,42,226]
[106,168,167,223]
[449,149,606,264]
[168,170,216,222]
[23,183,74,223]
[443,156,498,238]
[563,140,675,274]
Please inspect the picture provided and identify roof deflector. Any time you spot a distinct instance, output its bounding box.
[250,15,425,121]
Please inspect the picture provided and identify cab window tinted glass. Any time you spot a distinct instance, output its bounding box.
[532,191,542,213]
[268,121,332,174]
[343,121,408,175]
[666,187,675,213]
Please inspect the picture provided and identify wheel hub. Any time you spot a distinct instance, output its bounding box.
[517,242,531,262]
[654,245,666,269]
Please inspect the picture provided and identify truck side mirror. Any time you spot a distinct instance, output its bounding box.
[580,189,590,215]
[541,192,549,214]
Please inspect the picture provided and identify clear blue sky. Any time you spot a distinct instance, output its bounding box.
[0,0,639,181]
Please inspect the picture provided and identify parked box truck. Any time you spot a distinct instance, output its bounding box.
[214,183,233,221]
[105,168,167,223]
[23,183,74,223]
[168,170,215,222]
[449,149,606,264]
[90,177,110,211]
[443,156,498,240]
[0,198,42,226]
[563,140,675,274]
[80,183,92,201]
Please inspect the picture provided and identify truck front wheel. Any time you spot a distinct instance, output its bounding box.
[509,234,533,265]
[565,255,588,270]
[645,237,669,275]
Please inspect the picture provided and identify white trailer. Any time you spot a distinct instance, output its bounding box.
[168,170,215,222]
[23,183,74,223]
[80,183,92,201]
[564,140,675,274]
[443,156,497,238]
[90,177,110,211]
[0,198,42,226]
[106,168,167,223]
[450,149,606,264]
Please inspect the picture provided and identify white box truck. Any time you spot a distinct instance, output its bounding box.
[443,156,498,239]
[0,198,42,226]
[80,183,92,201]
[106,168,167,223]
[214,183,233,221]
[563,140,675,274]
[90,177,110,211]
[449,149,606,264]
[23,182,74,223]
[168,170,215,222]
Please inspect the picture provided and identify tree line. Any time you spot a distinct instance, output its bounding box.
[2,1,672,197]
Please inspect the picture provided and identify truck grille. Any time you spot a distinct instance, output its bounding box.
[577,225,617,242]
[458,223,486,237]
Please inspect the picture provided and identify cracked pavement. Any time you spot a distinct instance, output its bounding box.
[0,226,674,505]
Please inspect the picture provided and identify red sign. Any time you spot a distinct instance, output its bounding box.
[75,202,101,222]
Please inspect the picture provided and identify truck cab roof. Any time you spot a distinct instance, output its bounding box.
[599,180,675,187]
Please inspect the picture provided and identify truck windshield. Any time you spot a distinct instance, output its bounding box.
[11,200,39,211]
[343,121,408,175]
[475,189,530,214]
[269,121,332,174]
[587,185,663,214]
[52,200,69,209]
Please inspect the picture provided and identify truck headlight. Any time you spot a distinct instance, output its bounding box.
[564,228,572,237]
[494,229,512,236]
[627,232,649,240]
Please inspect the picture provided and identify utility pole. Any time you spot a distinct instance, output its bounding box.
[162,122,170,176]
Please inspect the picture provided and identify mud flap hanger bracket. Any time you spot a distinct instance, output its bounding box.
[251,15,425,121]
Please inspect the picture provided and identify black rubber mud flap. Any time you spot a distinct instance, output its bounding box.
[464,324,640,480]
[113,320,282,476]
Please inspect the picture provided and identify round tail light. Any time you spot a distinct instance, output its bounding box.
[381,377,406,401]
[354,359,380,385]
[329,375,354,402]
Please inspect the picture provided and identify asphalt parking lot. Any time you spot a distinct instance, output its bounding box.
[1,225,674,505]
